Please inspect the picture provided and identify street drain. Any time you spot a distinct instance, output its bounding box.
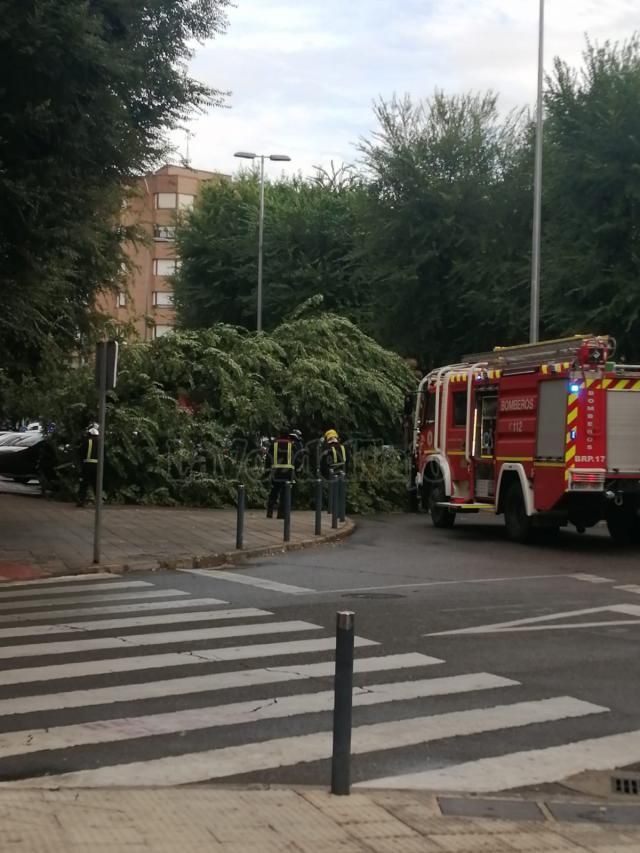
[612,774,640,795]
[341,592,406,600]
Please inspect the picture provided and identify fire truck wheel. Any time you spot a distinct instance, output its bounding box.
[504,481,533,543]
[428,481,456,529]
[606,507,637,545]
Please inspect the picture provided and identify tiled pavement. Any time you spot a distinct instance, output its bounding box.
[0,494,351,579]
[1,787,639,853]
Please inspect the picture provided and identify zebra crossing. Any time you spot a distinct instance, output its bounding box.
[0,574,635,791]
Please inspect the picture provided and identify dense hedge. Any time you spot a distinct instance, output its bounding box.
[11,313,416,512]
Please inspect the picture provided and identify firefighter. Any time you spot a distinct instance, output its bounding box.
[266,428,298,519]
[77,423,99,507]
[320,428,347,480]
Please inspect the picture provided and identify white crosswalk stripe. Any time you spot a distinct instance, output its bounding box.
[0,576,621,792]
[0,636,378,686]
[0,619,322,659]
[0,589,192,612]
[0,653,442,717]
[356,730,640,792]
[5,697,606,788]
[1,597,227,623]
[0,607,269,638]
[0,580,152,599]
[0,674,518,760]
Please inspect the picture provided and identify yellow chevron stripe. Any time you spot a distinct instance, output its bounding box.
[633,380,640,391]
[566,431,572,444]
[602,378,613,389]
[614,380,628,391]
[568,393,578,406]
[565,446,577,463]
[567,408,578,425]
[586,378,595,388]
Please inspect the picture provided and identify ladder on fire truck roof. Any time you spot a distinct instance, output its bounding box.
[463,334,613,374]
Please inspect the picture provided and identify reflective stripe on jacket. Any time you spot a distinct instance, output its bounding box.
[331,445,347,467]
[84,438,98,464]
[272,439,294,470]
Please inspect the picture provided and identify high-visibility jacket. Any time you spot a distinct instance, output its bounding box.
[321,440,347,478]
[83,435,99,465]
[270,438,295,471]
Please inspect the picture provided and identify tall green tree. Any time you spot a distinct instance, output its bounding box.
[358,92,532,367]
[0,0,229,381]
[542,37,640,359]
[174,168,369,331]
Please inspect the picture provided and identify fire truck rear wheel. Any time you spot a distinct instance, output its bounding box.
[428,481,456,529]
[606,506,639,545]
[504,481,533,543]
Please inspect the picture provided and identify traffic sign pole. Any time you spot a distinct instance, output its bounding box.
[93,345,108,564]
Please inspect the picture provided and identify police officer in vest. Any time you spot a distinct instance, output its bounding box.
[266,428,299,519]
[77,423,99,507]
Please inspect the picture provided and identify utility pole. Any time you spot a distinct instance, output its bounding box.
[530,0,545,344]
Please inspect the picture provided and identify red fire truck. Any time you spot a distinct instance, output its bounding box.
[409,335,640,543]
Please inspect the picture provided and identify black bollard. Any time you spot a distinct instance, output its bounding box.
[236,484,245,550]
[315,478,322,536]
[331,477,338,530]
[331,610,355,796]
[283,480,292,542]
[339,473,346,523]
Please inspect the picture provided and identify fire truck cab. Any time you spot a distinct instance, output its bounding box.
[410,335,640,543]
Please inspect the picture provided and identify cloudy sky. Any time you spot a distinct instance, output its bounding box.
[178,0,639,178]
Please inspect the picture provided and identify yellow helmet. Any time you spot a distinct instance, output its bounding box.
[324,429,339,442]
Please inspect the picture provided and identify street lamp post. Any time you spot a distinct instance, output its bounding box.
[234,151,292,332]
[530,0,545,344]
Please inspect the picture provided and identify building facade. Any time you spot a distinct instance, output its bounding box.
[99,164,226,340]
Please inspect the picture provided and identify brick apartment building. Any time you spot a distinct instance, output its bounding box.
[99,164,226,340]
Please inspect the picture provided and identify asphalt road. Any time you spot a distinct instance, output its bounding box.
[0,513,639,794]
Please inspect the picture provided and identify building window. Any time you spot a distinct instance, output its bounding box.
[116,292,127,308]
[152,291,174,307]
[155,192,177,209]
[153,258,178,276]
[177,194,195,210]
[154,225,176,241]
[153,324,174,339]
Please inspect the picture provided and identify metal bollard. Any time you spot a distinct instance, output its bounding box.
[339,473,346,523]
[315,478,322,536]
[236,484,245,550]
[331,477,338,530]
[283,481,292,542]
[327,473,334,515]
[331,610,355,796]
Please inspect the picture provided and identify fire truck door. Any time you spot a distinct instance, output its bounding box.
[473,395,497,500]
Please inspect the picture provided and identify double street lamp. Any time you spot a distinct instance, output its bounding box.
[234,151,292,332]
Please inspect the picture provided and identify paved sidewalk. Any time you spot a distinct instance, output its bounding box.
[0,494,352,580]
[1,787,639,852]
